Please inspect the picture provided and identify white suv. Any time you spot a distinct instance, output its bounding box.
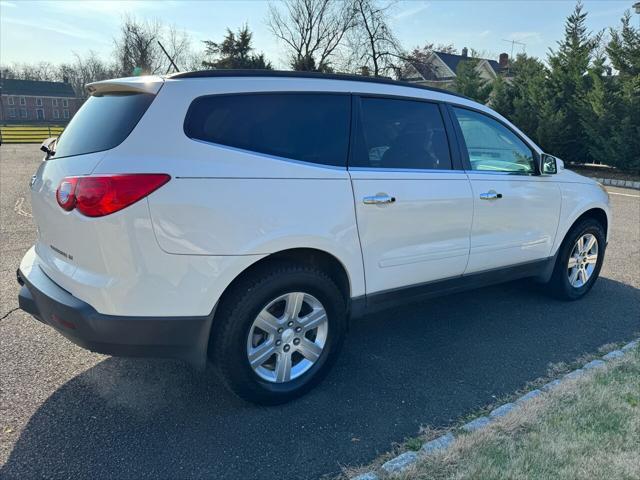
[18,71,610,404]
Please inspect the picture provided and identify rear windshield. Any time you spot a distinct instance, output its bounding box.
[52,92,155,159]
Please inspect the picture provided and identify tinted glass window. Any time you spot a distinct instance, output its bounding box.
[184,93,350,167]
[53,93,154,159]
[452,107,535,174]
[353,97,452,170]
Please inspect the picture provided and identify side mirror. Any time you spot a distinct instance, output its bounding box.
[540,154,557,175]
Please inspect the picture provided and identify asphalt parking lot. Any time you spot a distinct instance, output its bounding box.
[1,143,639,480]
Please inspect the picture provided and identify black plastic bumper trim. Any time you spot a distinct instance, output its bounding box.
[17,268,213,368]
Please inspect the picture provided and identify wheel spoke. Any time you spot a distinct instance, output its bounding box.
[576,236,584,253]
[300,309,327,332]
[569,268,580,285]
[579,268,588,284]
[567,257,579,269]
[586,254,598,265]
[253,311,280,335]
[285,292,304,320]
[585,235,597,252]
[248,341,276,368]
[275,352,292,382]
[297,338,322,362]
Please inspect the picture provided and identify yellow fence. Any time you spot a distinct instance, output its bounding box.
[0,125,65,144]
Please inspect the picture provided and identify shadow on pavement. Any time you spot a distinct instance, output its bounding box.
[2,277,639,480]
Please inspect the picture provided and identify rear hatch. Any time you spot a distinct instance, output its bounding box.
[30,76,163,290]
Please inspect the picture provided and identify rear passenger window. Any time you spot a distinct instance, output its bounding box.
[184,93,350,167]
[353,97,452,170]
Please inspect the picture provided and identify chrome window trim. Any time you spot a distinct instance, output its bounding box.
[348,167,463,174]
[465,170,537,177]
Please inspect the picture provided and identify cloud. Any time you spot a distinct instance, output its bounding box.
[479,30,491,38]
[1,16,108,44]
[506,31,543,44]
[393,1,430,20]
[46,0,181,15]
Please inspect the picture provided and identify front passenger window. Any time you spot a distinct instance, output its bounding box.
[452,107,536,174]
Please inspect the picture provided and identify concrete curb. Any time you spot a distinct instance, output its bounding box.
[594,178,640,190]
[350,338,639,479]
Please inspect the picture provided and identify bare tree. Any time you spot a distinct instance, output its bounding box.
[163,25,195,72]
[113,15,163,76]
[345,0,400,77]
[267,0,356,71]
[2,62,58,81]
[59,51,118,99]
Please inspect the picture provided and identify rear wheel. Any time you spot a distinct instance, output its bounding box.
[210,263,347,405]
[547,218,606,300]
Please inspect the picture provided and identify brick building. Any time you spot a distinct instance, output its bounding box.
[0,78,81,123]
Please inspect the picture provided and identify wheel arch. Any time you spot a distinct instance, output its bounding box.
[576,208,608,236]
[202,247,353,364]
[252,248,352,302]
[553,204,610,257]
[563,207,609,245]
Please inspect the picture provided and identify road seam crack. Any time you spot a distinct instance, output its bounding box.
[0,308,20,321]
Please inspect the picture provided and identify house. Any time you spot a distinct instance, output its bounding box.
[400,47,511,89]
[0,78,80,123]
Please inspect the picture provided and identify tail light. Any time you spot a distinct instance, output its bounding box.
[55,174,170,217]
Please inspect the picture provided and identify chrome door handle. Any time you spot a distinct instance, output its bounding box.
[363,194,396,205]
[479,190,503,200]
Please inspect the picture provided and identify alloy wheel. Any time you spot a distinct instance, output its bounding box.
[246,292,328,383]
[567,233,598,288]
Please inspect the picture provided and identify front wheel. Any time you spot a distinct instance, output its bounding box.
[209,263,347,405]
[547,218,606,300]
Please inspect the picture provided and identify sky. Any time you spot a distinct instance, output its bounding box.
[0,0,637,69]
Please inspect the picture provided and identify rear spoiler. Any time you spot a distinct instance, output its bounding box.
[86,76,164,96]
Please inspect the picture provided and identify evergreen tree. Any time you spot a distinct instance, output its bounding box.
[603,11,640,172]
[489,75,514,118]
[202,26,272,70]
[607,11,640,77]
[453,59,492,104]
[510,55,549,145]
[543,1,602,164]
[489,54,549,146]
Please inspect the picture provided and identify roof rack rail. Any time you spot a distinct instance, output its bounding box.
[167,69,469,100]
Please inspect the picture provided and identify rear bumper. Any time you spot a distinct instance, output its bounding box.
[17,264,212,368]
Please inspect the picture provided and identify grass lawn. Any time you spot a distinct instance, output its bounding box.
[391,346,640,480]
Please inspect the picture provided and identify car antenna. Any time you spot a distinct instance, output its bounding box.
[158,41,180,74]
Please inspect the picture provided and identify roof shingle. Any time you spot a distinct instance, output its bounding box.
[435,51,505,75]
[0,78,76,97]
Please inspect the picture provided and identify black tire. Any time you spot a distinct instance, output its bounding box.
[547,218,606,300]
[209,262,347,405]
